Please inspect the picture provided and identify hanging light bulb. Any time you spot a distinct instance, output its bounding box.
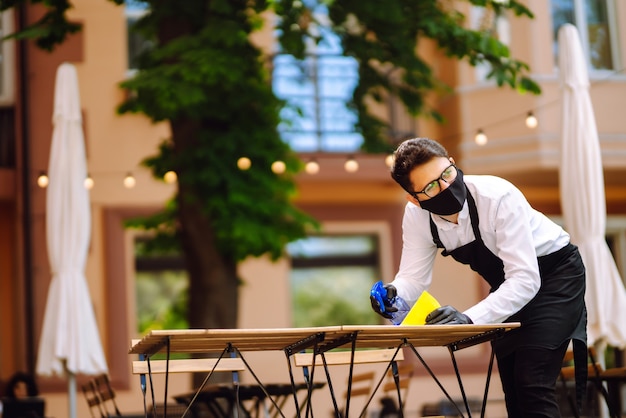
[474,129,488,146]
[237,157,251,170]
[163,170,177,184]
[271,160,286,174]
[37,171,49,188]
[123,172,136,188]
[305,159,319,174]
[344,155,359,173]
[84,174,94,190]
[525,111,538,129]
[385,153,395,168]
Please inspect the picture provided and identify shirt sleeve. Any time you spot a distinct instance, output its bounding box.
[390,203,438,305]
[463,187,542,324]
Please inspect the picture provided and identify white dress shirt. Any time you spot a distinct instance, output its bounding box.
[390,174,570,324]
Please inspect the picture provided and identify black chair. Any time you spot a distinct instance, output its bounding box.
[1,396,46,418]
[82,374,122,418]
[559,346,626,418]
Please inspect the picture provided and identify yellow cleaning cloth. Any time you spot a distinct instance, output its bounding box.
[400,291,441,326]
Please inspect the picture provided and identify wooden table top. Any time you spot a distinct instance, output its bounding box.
[129,324,520,356]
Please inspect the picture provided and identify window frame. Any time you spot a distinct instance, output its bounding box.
[272,51,362,153]
[125,2,150,76]
[272,2,363,153]
[552,0,620,73]
[287,232,382,327]
[0,9,16,106]
[470,5,511,83]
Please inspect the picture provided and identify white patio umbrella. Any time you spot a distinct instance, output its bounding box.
[558,24,626,354]
[36,62,108,418]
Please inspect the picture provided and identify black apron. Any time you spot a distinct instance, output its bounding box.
[429,188,587,407]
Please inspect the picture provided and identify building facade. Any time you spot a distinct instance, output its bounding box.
[1,0,625,416]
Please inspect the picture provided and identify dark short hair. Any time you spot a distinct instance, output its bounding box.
[4,372,39,398]
[390,138,449,194]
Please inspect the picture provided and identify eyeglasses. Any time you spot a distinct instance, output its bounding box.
[412,163,458,199]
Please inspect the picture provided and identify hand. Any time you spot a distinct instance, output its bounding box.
[370,284,398,319]
[425,305,473,325]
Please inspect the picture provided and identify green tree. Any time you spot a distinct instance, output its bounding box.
[2,0,540,331]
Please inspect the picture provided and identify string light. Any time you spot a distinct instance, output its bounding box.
[344,155,359,173]
[37,172,49,188]
[525,111,538,129]
[163,170,177,184]
[84,174,94,190]
[123,172,136,188]
[30,68,626,193]
[385,154,394,168]
[271,160,286,174]
[237,157,251,170]
[474,129,488,146]
[305,159,319,174]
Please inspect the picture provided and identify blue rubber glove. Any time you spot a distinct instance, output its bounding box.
[370,283,398,320]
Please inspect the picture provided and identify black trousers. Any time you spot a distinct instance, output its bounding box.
[496,340,570,418]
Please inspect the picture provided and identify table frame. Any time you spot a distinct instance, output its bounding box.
[129,324,519,418]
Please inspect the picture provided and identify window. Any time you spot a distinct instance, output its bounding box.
[0,9,15,106]
[607,218,626,288]
[287,234,381,327]
[551,0,618,71]
[134,236,188,335]
[272,2,362,152]
[125,0,151,73]
[605,219,626,368]
[470,6,511,83]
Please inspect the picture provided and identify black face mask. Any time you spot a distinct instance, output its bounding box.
[418,169,467,216]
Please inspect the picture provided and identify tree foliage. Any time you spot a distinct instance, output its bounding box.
[2,0,540,330]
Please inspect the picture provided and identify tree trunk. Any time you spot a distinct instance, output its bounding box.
[172,119,239,329]
[172,119,239,387]
[178,192,238,331]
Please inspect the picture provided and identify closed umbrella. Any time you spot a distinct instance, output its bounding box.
[558,24,626,353]
[36,62,108,418]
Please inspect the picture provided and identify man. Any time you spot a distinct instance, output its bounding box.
[370,138,587,417]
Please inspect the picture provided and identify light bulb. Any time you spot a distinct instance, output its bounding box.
[37,172,49,188]
[237,157,251,170]
[525,112,538,129]
[305,159,319,174]
[385,154,394,168]
[344,156,359,173]
[271,160,286,174]
[474,129,488,146]
[123,173,136,188]
[163,170,177,184]
[84,175,94,190]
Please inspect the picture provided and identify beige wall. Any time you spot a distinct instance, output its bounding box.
[453,0,626,216]
[10,0,626,417]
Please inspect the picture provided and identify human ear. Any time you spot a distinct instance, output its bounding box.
[406,193,421,207]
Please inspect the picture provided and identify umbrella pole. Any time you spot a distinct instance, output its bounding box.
[593,340,609,418]
[68,368,77,418]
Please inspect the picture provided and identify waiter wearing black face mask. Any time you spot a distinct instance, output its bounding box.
[370,138,587,418]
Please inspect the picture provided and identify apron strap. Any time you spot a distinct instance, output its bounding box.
[572,339,588,413]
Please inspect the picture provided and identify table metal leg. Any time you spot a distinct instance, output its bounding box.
[448,347,472,417]
[284,332,326,418]
[479,347,496,418]
[406,343,467,417]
